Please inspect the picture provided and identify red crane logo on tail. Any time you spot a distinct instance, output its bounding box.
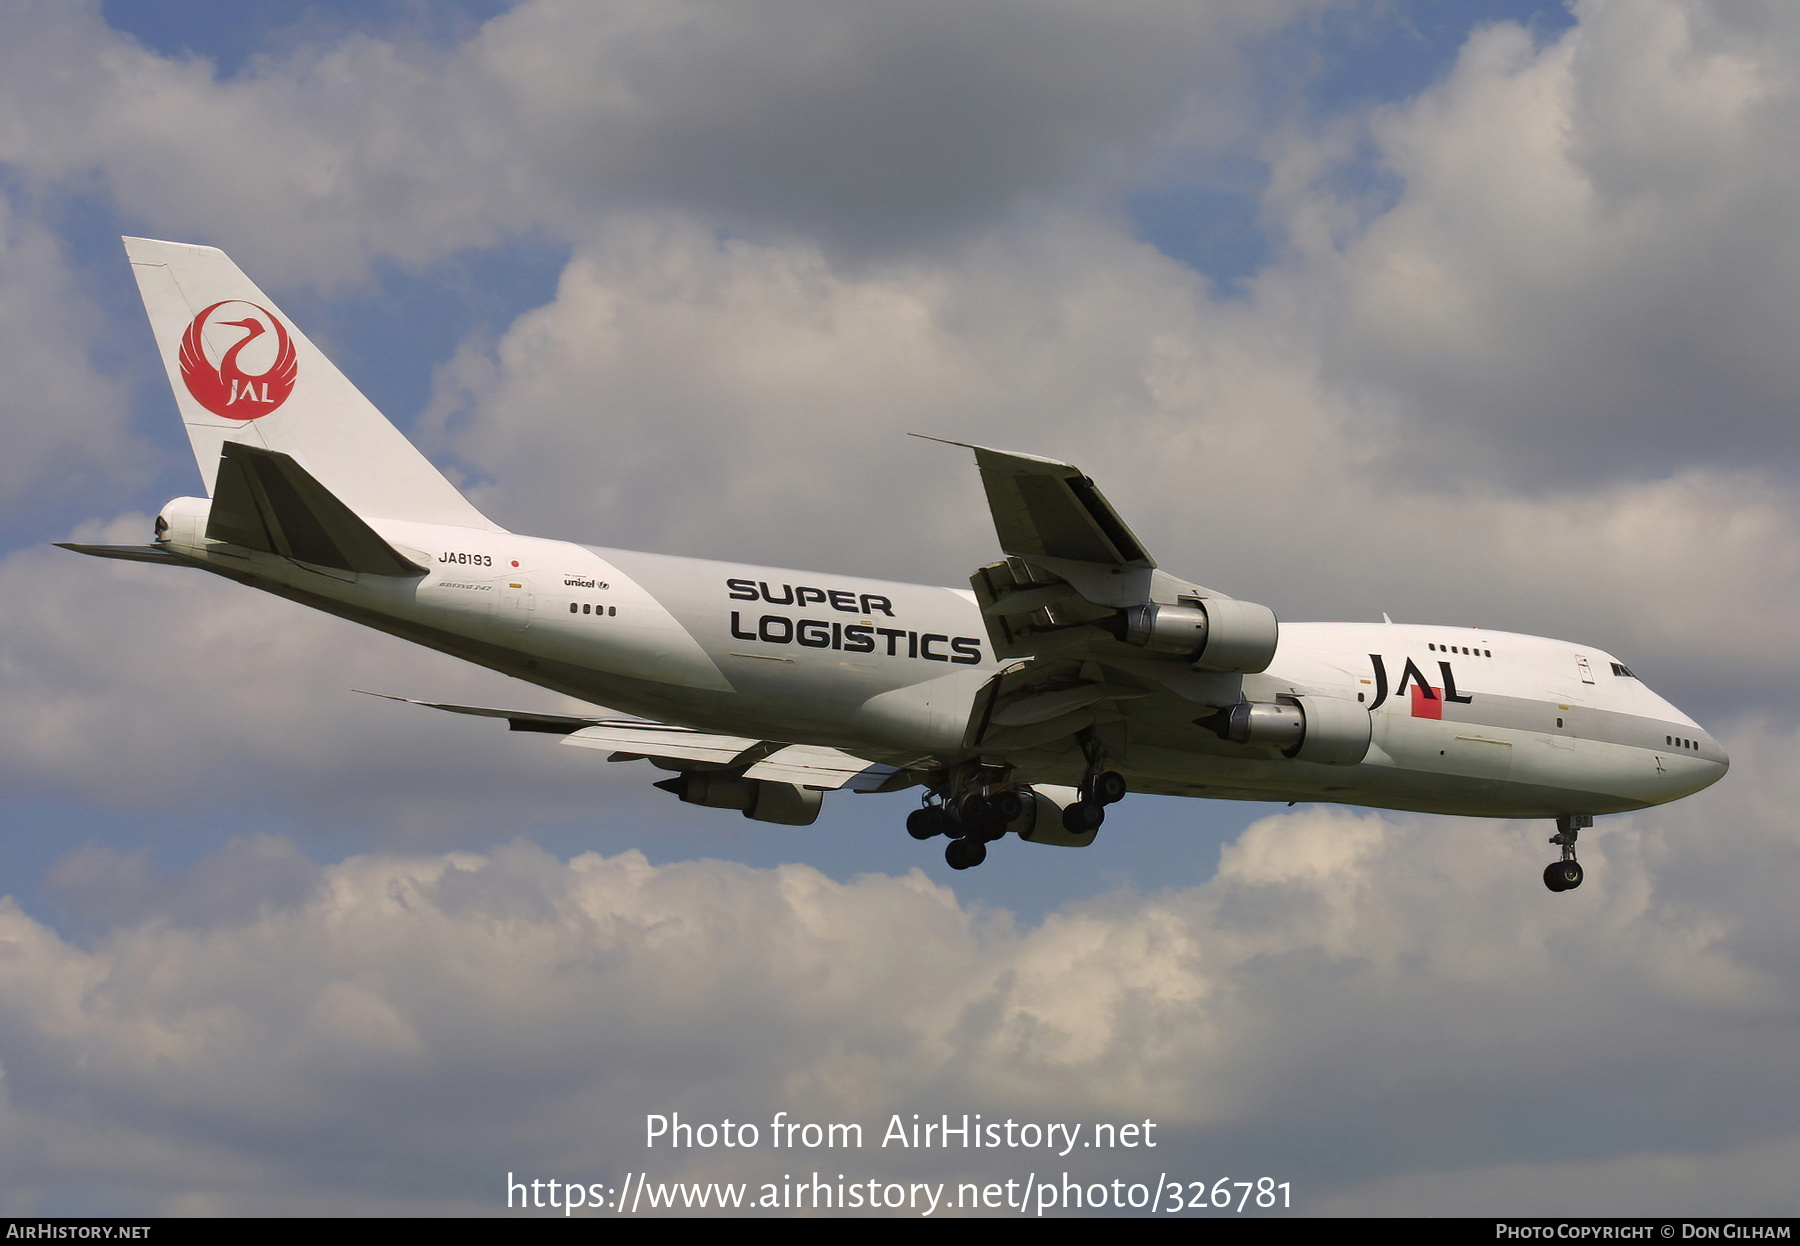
[178,301,297,419]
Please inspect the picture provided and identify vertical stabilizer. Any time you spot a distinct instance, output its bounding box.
[124,237,498,530]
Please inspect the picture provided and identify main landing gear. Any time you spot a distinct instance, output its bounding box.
[908,787,1025,871]
[905,767,1130,870]
[1543,813,1591,892]
[1058,767,1125,838]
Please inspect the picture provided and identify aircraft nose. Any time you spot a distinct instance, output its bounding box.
[1695,729,1729,789]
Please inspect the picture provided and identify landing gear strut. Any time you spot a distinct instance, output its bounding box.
[1544,813,1590,892]
[1063,763,1126,835]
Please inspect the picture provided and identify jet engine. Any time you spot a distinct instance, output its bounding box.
[653,772,823,825]
[1199,694,1371,765]
[1009,784,1098,848]
[1120,598,1279,673]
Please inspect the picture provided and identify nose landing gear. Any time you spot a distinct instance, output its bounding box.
[1544,813,1591,892]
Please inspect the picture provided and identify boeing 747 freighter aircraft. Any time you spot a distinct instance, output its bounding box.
[63,239,1728,891]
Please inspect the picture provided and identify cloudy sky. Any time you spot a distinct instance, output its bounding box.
[1,0,1795,1217]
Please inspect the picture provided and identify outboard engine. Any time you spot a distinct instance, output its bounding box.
[654,772,823,825]
[1119,598,1280,673]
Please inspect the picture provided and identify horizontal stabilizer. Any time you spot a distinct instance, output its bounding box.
[55,543,190,566]
[211,441,424,576]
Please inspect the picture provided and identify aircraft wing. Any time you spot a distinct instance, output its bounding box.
[922,440,1275,757]
[964,442,1156,578]
[922,439,1217,659]
[362,693,910,792]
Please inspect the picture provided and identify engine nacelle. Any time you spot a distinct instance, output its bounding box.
[1204,694,1371,766]
[1121,598,1279,673]
[1012,784,1098,848]
[654,773,823,825]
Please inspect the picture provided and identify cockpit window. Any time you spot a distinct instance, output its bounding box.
[1610,662,1635,677]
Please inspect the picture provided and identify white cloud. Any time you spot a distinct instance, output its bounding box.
[0,715,1783,1212]
[7,0,1800,1216]
[421,207,1800,719]
[0,530,620,833]
[0,0,1308,283]
[1317,1132,1800,1217]
[0,202,139,510]
[1280,1,1800,483]
[16,2,1800,720]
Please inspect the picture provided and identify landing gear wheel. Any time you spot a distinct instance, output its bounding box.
[1544,813,1591,893]
[907,807,947,840]
[946,837,988,870]
[955,792,990,827]
[1062,801,1104,835]
[1092,771,1128,806]
[991,789,1025,824]
[1543,860,1583,892]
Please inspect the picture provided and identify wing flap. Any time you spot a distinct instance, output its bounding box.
[364,691,905,791]
[742,745,903,792]
[560,723,763,766]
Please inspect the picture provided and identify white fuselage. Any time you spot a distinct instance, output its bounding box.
[156,500,1729,821]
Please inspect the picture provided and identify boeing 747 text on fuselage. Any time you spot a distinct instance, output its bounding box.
[63,239,1728,891]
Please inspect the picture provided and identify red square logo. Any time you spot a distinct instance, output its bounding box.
[1410,683,1442,719]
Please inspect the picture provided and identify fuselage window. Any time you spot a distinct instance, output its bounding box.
[568,602,577,614]
[609,606,616,617]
